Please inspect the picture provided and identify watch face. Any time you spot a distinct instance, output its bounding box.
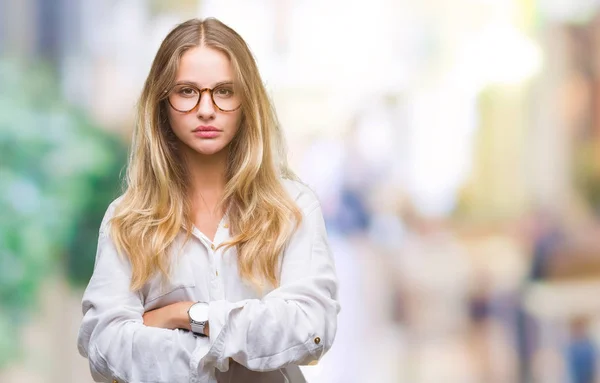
[189,302,209,322]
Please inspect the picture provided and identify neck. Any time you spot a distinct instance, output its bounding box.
[182,146,228,209]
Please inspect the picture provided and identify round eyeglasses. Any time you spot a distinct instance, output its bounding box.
[167,82,242,113]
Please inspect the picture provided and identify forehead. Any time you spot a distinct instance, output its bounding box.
[176,45,233,85]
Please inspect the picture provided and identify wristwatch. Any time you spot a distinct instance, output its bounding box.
[188,302,209,336]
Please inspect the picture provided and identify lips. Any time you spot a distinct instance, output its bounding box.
[192,126,221,139]
[193,125,220,132]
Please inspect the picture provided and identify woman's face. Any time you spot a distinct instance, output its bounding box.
[167,46,242,158]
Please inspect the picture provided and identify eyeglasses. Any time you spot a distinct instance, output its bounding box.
[167,82,242,113]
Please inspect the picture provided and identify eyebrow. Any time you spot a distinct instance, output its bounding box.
[174,80,234,88]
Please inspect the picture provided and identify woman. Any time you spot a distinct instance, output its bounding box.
[77,18,340,383]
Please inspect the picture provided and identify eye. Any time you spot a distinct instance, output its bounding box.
[177,87,197,97]
[214,87,234,97]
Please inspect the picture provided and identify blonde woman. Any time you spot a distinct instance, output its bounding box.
[77,18,339,383]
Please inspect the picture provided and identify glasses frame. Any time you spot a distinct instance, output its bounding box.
[166,82,242,113]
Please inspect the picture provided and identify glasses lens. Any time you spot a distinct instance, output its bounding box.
[212,84,241,111]
[169,85,199,112]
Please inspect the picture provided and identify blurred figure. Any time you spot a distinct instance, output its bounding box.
[567,317,596,383]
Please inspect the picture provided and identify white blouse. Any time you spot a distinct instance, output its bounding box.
[77,179,340,383]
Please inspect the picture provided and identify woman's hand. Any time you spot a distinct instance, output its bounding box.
[143,301,195,331]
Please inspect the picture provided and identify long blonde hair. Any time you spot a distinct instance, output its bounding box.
[110,18,302,291]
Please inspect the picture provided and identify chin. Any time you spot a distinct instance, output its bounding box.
[191,142,228,157]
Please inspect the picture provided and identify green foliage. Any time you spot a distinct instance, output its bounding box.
[0,59,127,367]
[574,141,600,215]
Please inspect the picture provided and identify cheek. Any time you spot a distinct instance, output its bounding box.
[167,110,193,135]
[224,112,242,138]
[167,109,180,130]
[233,112,243,132]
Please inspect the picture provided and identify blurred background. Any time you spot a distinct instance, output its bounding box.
[2,0,600,382]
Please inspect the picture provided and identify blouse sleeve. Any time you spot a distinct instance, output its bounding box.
[200,196,341,372]
[77,201,215,383]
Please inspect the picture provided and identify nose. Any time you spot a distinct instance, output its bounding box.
[196,89,216,120]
